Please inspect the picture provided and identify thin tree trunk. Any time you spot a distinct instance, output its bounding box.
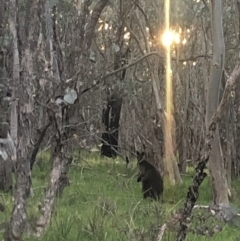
[9,0,19,146]
[235,76,240,176]
[6,0,39,239]
[44,0,61,84]
[34,101,72,237]
[206,0,229,205]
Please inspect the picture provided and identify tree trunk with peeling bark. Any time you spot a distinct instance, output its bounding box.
[206,0,229,206]
[35,101,71,237]
[6,0,39,240]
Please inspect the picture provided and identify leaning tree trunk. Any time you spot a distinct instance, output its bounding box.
[34,101,72,237]
[206,0,229,205]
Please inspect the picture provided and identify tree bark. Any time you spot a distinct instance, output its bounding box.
[0,123,15,192]
[206,0,229,205]
[6,0,40,239]
[34,101,72,237]
[235,76,240,176]
[9,0,19,146]
[44,0,61,84]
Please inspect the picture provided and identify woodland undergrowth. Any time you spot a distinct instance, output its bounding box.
[0,151,240,241]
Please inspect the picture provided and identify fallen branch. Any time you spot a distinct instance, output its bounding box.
[156,224,167,241]
[30,122,52,170]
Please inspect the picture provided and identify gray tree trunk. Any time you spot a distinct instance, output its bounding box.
[206,0,229,205]
[6,0,39,239]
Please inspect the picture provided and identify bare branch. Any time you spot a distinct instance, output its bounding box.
[84,0,109,51]
[30,122,52,170]
[156,224,167,241]
[80,52,163,95]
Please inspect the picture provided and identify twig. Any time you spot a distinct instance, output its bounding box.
[156,224,167,241]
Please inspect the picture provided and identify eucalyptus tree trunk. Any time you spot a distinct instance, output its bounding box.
[206,0,229,205]
[235,76,240,176]
[0,0,14,192]
[6,0,40,239]
[9,0,19,146]
[0,0,6,79]
[44,0,61,84]
[35,101,70,237]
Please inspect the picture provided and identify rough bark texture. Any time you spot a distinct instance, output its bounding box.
[206,0,229,205]
[0,158,12,191]
[235,76,240,176]
[0,123,14,192]
[34,101,72,237]
[9,0,19,146]
[6,0,39,240]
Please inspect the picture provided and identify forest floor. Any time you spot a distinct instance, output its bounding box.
[0,151,240,241]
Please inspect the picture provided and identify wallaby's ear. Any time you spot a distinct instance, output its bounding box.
[126,156,129,164]
[137,175,141,182]
[136,151,141,162]
[137,151,145,162]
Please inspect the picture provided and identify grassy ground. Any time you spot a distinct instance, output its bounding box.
[0,151,240,241]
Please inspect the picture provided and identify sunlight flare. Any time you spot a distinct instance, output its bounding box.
[161,30,180,47]
[163,0,177,184]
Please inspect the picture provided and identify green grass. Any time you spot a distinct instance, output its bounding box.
[0,152,240,241]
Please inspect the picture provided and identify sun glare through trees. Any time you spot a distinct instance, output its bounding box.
[161,0,182,185]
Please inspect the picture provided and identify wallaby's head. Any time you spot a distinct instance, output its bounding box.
[138,162,147,175]
[136,151,145,163]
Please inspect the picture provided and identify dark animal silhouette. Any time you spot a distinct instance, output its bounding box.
[136,151,163,200]
[126,156,129,165]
